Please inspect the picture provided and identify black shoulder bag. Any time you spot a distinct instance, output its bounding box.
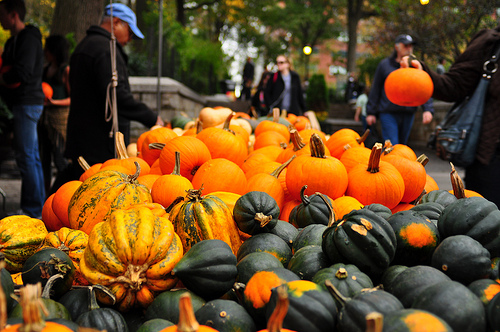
[427,42,500,168]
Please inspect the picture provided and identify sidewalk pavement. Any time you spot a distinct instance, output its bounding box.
[0,145,463,219]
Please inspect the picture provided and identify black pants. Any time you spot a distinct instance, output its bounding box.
[465,153,500,207]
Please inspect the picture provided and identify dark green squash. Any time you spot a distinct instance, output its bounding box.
[288,185,334,228]
[322,208,397,280]
[75,285,128,332]
[268,220,299,249]
[313,263,373,297]
[236,232,292,267]
[410,201,445,227]
[292,224,327,255]
[486,291,500,332]
[286,245,331,281]
[387,210,440,266]
[491,256,500,280]
[21,247,75,299]
[194,299,257,332]
[0,257,15,313]
[431,234,491,285]
[233,191,280,235]
[383,265,451,308]
[144,289,205,324]
[266,280,337,332]
[468,279,500,307]
[9,274,71,321]
[325,282,403,332]
[438,196,500,257]
[137,318,175,332]
[419,189,457,207]
[172,239,237,300]
[412,280,486,332]
[380,265,408,291]
[382,308,453,332]
[362,203,392,220]
[236,251,283,284]
[57,287,91,321]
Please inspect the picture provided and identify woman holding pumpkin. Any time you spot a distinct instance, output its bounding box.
[401,26,500,207]
[365,34,434,145]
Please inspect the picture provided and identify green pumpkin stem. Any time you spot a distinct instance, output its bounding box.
[318,194,336,227]
[299,185,310,205]
[289,127,305,152]
[266,285,289,332]
[88,285,116,311]
[309,134,326,158]
[177,293,200,332]
[254,212,273,228]
[335,267,348,280]
[367,143,383,173]
[270,155,296,179]
[41,274,64,299]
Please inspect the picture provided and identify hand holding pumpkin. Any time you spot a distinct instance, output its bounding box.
[422,110,433,124]
[400,55,423,70]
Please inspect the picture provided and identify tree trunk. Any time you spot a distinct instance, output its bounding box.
[346,0,363,74]
[51,0,106,43]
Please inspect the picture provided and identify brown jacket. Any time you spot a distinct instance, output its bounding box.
[423,26,500,165]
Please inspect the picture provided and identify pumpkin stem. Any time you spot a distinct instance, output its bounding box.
[165,196,185,213]
[408,53,417,68]
[335,267,348,280]
[366,143,383,173]
[185,188,203,202]
[366,312,384,332]
[250,106,258,119]
[309,134,326,158]
[78,156,91,171]
[115,131,129,160]
[280,109,287,118]
[356,129,370,145]
[109,264,149,292]
[127,161,141,182]
[254,212,273,228]
[450,162,466,199]
[195,119,203,134]
[289,127,305,152]
[41,273,64,299]
[318,194,336,227]
[222,112,236,134]
[266,285,289,332]
[272,108,280,123]
[270,155,295,179]
[172,151,182,176]
[88,285,116,311]
[149,142,166,150]
[343,144,351,152]
[176,293,200,332]
[299,185,310,205]
[416,154,429,167]
[324,279,348,307]
[19,283,49,332]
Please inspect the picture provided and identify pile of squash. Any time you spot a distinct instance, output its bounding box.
[1,105,500,332]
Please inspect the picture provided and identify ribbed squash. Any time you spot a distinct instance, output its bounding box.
[79,205,183,312]
[68,163,152,234]
[41,227,89,286]
[168,188,242,255]
[0,215,48,272]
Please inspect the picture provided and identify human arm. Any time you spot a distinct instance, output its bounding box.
[46,65,71,107]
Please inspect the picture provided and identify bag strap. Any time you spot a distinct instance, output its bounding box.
[483,41,500,79]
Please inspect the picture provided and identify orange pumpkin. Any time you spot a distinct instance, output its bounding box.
[326,128,368,160]
[246,145,285,161]
[137,173,161,191]
[151,151,194,208]
[333,196,364,221]
[138,126,178,166]
[254,108,290,142]
[253,130,288,150]
[241,153,274,175]
[196,112,248,166]
[382,140,417,160]
[41,194,64,231]
[293,115,311,131]
[286,134,348,201]
[339,144,372,173]
[279,199,301,222]
[77,156,102,182]
[101,132,151,176]
[51,180,82,229]
[191,158,247,195]
[384,66,434,107]
[257,285,295,332]
[383,153,426,203]
[158,135,212,181]
[299,128,327,145]
[346,143,405,209]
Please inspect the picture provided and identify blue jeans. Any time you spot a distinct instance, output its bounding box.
[379,112,415,145]
[12,104,45,217]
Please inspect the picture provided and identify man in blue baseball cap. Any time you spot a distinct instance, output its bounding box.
[52,3,163,192]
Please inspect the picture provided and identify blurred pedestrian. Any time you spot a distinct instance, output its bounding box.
[366,34,434,145]
[0,0,45,217]
[251,69,271,116]
[240,57,254,101]
[39,35,71,196]
[265,54,306,116]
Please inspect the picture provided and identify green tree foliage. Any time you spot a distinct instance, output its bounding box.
[306,74,329,112]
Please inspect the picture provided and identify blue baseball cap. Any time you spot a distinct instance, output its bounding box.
[105,3,144,40]
[395,34,415,45]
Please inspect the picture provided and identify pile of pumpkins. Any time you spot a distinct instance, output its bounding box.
[1,105,500,332]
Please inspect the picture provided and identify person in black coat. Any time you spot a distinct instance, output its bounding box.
[265,55,306,116]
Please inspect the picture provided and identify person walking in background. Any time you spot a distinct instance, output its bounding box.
[240,56,254,101]
[39,35,71,196]
[366,34,434,145]
[265,54,306,116]
[436,57,446,74]
[401,25,500,206]
[354,85,369,131]
[0,0,45,218]
[251,69,271,116]
[56,3,163,188]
